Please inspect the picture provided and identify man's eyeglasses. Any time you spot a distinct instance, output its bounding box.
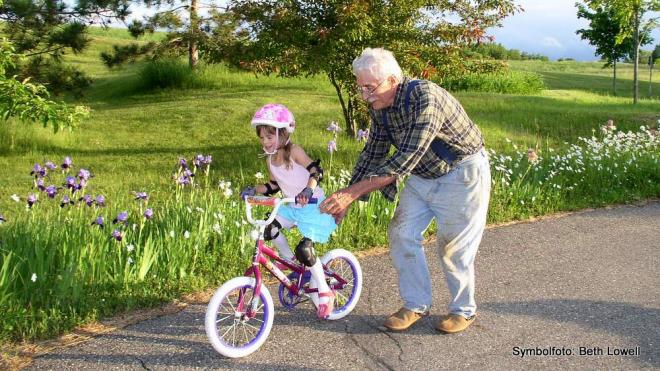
[355,78,388,97]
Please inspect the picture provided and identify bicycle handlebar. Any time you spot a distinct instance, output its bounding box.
[244,196,318,226]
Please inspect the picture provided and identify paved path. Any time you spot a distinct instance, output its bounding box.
[28,202,660,370]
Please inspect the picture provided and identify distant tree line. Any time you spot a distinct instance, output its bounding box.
[464,42,549,61]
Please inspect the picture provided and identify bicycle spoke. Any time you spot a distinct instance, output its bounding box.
[242,321,262,332]
[242,324,251,344]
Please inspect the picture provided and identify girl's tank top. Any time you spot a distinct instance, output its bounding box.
[268,156,324,201]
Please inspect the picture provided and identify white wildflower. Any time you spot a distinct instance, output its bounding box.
[31,273,37,282]
[126,244,135,252]
[10,194,20,202]
[212,223,222,234]
[254,172,264,180]
[184,231,190,239]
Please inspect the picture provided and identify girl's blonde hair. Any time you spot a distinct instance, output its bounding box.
[257,125,293,168]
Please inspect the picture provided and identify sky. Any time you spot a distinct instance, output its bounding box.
[487,0,660,61]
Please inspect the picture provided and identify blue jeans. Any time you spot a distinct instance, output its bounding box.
[388,149,491,318]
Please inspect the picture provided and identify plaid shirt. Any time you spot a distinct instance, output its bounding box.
[349,77,484,202]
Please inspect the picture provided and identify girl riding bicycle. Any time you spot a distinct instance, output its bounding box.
[240,103,337,318]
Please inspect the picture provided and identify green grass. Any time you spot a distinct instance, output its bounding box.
[0,29,658,342]
[509,60,660,99]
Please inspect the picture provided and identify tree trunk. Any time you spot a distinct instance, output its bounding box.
[188,0,199,69]
[632,8,639,104]
[649,56,653,97]
[613,60,617,96]
[328,72,356,137]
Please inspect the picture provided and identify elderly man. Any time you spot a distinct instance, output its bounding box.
[320,47,491,333]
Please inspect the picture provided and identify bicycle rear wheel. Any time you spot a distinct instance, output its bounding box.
[205,276,274,358]
[321,249,363,320]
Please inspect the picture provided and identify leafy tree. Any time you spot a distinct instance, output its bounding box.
[0,0,131,95]
[101,2,243,70]
[1,38,89,132]
[576,1,641,96]
[585,0,658,103]
[228,0,520,136]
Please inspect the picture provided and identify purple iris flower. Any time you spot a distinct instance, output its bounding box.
[45,161,57,170]
[30,164,46,178]
[77,168,91,181]
[27,193,38,208]
[77,179,87,191]
[92,215,104,227]
[144,208,154,220]
[95,195,106,207]
[193,154,204,168]
[204,155,212,165]
[183,169,194,178]
[357,129,369,142]
[177,175,191,185]
[79,194,93,206]
[60,195,74,208]
[65,176,76,190]
[327,140,337,153]
[45,185,58,199]
[61,157,73,170]
[35,178,46,191]
[111,229,122,241]
[133,192,148,201]
[326,121,341,133]
[179,158,188,169]
[113,211,128,224]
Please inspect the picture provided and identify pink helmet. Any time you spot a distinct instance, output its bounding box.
[251,104,296,133]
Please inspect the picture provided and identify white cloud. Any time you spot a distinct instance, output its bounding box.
[541,36,564,49]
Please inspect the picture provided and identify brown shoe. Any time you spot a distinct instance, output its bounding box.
[383,307,427,331]
[435,314,476,333]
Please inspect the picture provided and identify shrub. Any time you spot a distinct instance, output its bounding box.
[437,70,545,95]
[138,59,193,90]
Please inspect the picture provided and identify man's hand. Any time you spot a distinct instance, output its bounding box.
[320,188,356,216]
[331,207,350,225]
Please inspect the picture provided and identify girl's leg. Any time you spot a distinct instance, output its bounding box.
[309,258,333,317]
[271,216,296,260]
[295,237,333,317]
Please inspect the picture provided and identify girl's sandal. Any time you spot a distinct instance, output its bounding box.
[316,291,335,319]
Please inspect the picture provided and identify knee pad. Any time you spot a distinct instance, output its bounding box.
[264,217,282,241]
[294,237,317,267]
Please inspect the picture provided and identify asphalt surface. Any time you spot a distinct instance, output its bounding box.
[27,202,660,370]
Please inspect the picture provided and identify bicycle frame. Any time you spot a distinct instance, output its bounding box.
[239,196,349,318]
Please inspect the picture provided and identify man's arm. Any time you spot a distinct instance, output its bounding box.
[319,175,396,218]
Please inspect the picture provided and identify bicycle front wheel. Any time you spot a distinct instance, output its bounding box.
[205,276,274,358]
[321,249,363,320]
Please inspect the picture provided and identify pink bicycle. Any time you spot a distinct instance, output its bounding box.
[205,196,363,358]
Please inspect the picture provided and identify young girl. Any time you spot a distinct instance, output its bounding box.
[240,103,337,319]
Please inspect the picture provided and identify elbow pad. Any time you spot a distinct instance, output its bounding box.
[263,180,280,196]
[306,159,324,182]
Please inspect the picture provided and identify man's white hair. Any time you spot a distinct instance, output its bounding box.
[352,47,403,82]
